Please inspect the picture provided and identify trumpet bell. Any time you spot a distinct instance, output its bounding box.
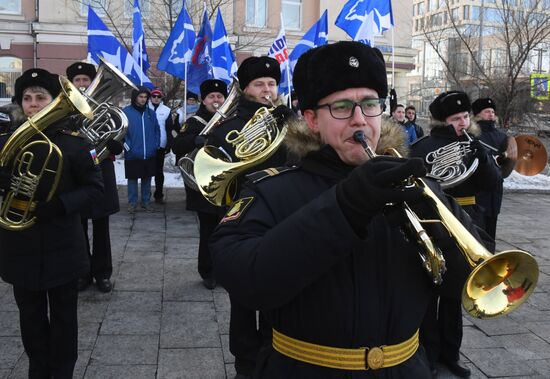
[514,135,548,176]
[462,250,539,319]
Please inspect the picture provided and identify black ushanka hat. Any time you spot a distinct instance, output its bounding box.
[472,97,496,116]
[237,56,281,90]
[200,79,228,98]
[429,91,472,121]
[66,62,97,82]
[14,68,61,106]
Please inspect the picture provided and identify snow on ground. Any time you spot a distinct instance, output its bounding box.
[114,155,550,191]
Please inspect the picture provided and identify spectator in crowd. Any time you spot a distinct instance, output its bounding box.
[392,103,418,145]
[122,86,160,213]
[405,105,425,139]
[148,88,173,204]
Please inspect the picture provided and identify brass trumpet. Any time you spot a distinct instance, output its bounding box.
[354,131,539,319]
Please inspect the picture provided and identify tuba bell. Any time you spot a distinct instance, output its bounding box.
[354,130,539,319]
[194,105,293,207]
[178,78,241,191]
[0,76,93,231]
[77,57,137,162]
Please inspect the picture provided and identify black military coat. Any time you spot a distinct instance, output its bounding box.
[0,122,104,290]
[80,157,120,219]
[410,124,499,228]
[172,105,220,214]
[476,120,508,216]
[210,146,475,378]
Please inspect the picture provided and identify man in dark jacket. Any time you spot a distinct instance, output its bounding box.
[210,42,477,378]
[472,98,514,240]
[0,68,104,379]
[405,105,425,139]
[122,86,160,212]
[206,56,289,379]
[66,61,122,293]
[172,79,228,290]
[410,91,499,378]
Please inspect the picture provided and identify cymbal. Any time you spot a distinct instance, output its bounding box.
[514,135,548,176]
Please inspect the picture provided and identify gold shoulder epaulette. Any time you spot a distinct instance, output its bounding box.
[246,166,298,184]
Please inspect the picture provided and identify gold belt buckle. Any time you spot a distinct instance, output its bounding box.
[366,346,384,370]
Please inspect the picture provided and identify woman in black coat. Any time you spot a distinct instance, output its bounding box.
[0,68,104,379]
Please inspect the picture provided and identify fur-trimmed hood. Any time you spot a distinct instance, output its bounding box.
[284,115,409,159]
[428,118,482,138]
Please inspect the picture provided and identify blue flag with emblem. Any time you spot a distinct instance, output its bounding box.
[335,0,394,46]
[157,5,196,80]
[289,10,328,74]
[87,6,153,88]
[186,7,213,95]
[132,0,150,79]
[212,8,237,85]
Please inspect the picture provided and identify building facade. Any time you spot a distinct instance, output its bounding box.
[410,0,550,114]
[1,0,417,105]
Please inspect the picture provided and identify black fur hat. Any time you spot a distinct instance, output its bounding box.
[429,91,471,121]
[66,62,97,82]
[472,97,496,116]
[200,79,228,98]
[14,68,61,106]
[237,56,281,90]
[292,41,388,112]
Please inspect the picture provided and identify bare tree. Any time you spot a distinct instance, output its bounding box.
[418,0,550,128]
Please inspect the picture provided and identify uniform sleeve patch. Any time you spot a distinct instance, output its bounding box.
[220,197,254,224]
[89,148,99,165]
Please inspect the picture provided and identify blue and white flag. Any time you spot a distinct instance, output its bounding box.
[132,0,150,76]
[212,9,237,85]
[268,26,291,96]
[157,6,196,80]
[335,0,394,46]
[87,5,153,88]
[186,7,213,95]
[289,10,328,73]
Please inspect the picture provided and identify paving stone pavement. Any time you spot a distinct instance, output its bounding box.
[0,188,549,379]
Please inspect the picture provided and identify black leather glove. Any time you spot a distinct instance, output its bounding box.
[34,197,65,223]
[0,169,11,192]
[336,156,426,237]
[470,139,489,163]
[106,139,123,155]
[194,135,206,148]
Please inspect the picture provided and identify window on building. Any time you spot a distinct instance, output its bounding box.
[0,57,22,100]
[165,0,183,18]
[80,0,109,16]
[282,0,302,30]
[418,2,425,15]
[124,0,151,19]
[463,5,470,20]
[485,8,500,22]
[0,0,21,14]
[451,7,459,21]
[246,0,267,27]
[471,6,480,21]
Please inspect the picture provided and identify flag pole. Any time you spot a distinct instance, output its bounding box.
[280,12,292,108]
[391,28,395,90]
[183,61,188,121]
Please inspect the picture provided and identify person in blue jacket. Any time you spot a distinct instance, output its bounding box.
[122,86,160,212]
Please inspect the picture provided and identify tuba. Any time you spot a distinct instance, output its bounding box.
[178,79,241,191]
[354,131,539,319]
[77,57,137,162]
[194,104,293,207]
[0,76,93,231]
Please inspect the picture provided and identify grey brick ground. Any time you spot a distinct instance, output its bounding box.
[0,188,549,378]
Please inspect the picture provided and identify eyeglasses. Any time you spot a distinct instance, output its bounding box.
[151,95,163,99]
[315,98,386,119]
